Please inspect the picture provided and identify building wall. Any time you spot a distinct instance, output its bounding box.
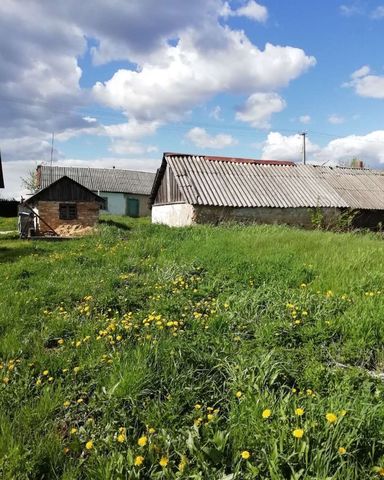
[98,192,151,216]
[152,203,343,228]
[193,205,342,228]
[152,203,194,227]
[35,201,100,234]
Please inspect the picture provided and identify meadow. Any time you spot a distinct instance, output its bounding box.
[1,216,384,479]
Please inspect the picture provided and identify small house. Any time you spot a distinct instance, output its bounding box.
[23,176,103,236]
[37,165,156,217]
[150,153,384,229]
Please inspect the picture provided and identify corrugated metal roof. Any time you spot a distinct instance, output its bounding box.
[163,154,384,210]
[39,165,156,195]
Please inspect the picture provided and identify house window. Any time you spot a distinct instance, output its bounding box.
[59,203,77,220]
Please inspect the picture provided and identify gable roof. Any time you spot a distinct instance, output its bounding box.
[26,175,104,204]
[38,165,156,195]
[151,153,384,210]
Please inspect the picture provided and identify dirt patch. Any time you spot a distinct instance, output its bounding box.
[55,224,96,237]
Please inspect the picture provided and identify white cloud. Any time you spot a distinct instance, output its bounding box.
[328,114,345,125]
[210,106,222,121]
[261,132,319,162]
[186,127,237,149]
[340,4,363,16]
[235,92,286,128]
[261,130,384,168]
[299,115,311,124]
[351,65,370,79]
[345,66,384,98]
[371,6,384,18]
[93,29,315,123]
[222,1,268,22]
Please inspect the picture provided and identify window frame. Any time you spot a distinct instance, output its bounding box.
[59,203,77,220]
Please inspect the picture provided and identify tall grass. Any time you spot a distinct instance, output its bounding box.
[1,216,384,478]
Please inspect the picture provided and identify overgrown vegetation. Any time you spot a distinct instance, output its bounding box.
[1,216,384,479]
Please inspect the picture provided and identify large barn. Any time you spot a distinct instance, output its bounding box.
[37,165,156,217]
[150,153,384,229]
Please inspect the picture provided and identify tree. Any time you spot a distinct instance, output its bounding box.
[21,169,39,194]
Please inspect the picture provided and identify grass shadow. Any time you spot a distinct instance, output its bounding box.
[98,219,132,231]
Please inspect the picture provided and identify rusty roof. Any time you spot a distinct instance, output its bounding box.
[38,165,156,195]
[151,153,384,210]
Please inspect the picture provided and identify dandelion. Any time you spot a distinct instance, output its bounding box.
[58,339,64,345]
[292,428,304,439]
[194,403,202,410]
[77,398,84,404]
[138,436,148,447]
[85,440,93,450]
[338,447,346,455]
[326,412,337,424]
[262,409,271,419]
[300,283,307,288]
[148,427,156,434]
[159,456,169,467]
[63,400,70,407]
[241,450,251,460]
[178,455,187,472]
[70,427,78,434]
[235,391,242,398]
[207,414,214,421]
[2,377,9,384]
[117,433,126,443]
[295,408,305,416]
[134,455,144,466]
[73,366,80,374]
[43,370,49,376]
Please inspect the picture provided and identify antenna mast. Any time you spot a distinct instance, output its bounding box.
[300,132,307,165]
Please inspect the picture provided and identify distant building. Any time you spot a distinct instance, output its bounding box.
[37,165,156,217]
[22,176,103,236]
[151,152,384,229]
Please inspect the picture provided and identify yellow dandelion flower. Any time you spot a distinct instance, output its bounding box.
[63,400,70,407]
[58,339,64,345]
[70,427,78,434]
[207,414,214,421]
[77,398,84,404]
[148,427,156,434]
[292,428,304,439]
[43,370,49,376]
[194,403,202,410]
[138,436,148,447]
[295,407,305,416]
[235,391,242,398]
[73,367,80,374]
[159,456,168,467]
[134,455,144,466]
[326,412,337,424]
[241,450,251,460]
[262,409,272,419]
[2,377,9,384]
[338,447,346,455]
[117,433,126,443]
[85,440,93,450]
[35,378,41,386]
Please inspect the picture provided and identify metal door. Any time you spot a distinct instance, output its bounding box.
[126,197,139,217]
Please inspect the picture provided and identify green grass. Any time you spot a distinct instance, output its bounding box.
[2,216,384,479]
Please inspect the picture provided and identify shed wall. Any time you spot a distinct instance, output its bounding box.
[193,205,342,228]
[152,204,194,227]
[35,201,100,234]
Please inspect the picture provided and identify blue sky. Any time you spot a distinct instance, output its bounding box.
[2,0,384,198]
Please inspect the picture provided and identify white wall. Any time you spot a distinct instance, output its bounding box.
[152,204,194,227]
[98,192,151,216]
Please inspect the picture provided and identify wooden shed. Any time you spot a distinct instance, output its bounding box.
[23,176,103,236]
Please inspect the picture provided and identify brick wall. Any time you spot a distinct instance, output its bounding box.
[36,201,100,234]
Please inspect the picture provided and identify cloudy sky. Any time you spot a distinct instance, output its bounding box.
[2,0,384,198]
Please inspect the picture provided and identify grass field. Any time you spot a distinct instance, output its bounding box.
[1,216,384,479]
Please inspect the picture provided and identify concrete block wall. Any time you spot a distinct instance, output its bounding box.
[36,201,100,234]
[193,205,342,228]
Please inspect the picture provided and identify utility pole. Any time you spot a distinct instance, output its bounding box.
[300,132,307,165]
[50,132,54,185]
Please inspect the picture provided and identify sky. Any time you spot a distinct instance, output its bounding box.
[2,0,384,198]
